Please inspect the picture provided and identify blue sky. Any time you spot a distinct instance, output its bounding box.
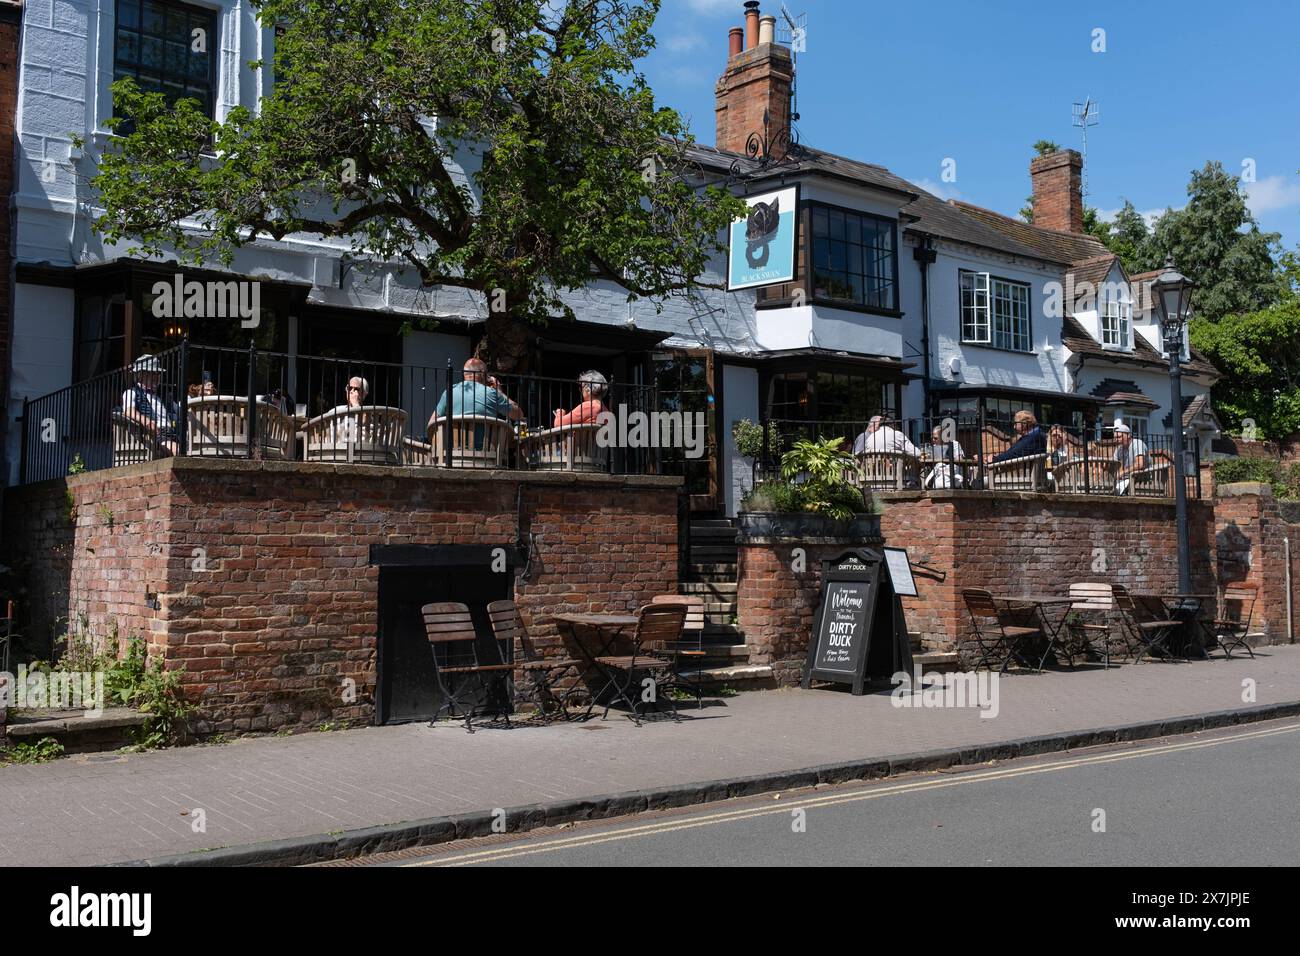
[642,0,1300,249]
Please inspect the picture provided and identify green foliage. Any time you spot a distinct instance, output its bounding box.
[1145,161,1282,321]
[78,0,747,370]
[1191,299,1300,439]
[1102,199,1157,275]
[1212,457,1300,500]
[1032,140,1061,156]
[737,436,869,521]
[731,418,776,461]
[67,454,86,475]
[0,737,65,766]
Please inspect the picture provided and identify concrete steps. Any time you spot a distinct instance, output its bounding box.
[2,707,149,755]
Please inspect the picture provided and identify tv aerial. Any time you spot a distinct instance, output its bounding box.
[778,5,807,125]
[1072,97,1100,200]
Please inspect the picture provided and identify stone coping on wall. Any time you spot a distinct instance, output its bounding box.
[875,488,1212,509]
[15,457,684,495]
[737,536,884,545]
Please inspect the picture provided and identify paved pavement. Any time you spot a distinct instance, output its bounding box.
[1,646,1298,866]
[385,720,1300,867]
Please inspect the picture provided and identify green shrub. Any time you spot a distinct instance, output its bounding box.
[0,737,64,765]
[1213,457,1300,500]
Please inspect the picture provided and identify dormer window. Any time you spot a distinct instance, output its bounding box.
[1102,297,1131,349]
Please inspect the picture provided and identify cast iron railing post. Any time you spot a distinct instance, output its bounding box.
[246,340,258,460]
[1082,426,1090,496]
[977,404,986,490]
[443,358,453,468]
[178,338,190,457]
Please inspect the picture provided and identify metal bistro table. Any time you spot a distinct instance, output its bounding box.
[990,594,1075,672]
[550,612,640,718]
[1131,592,1215,660]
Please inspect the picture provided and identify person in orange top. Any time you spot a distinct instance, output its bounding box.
[553,370,608,428]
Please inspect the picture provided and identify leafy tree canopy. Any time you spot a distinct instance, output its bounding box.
[77,0,746,370]
[1191,299,1300,438]
[1145,161,1282,320]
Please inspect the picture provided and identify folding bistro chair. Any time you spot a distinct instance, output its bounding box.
[591,602,684,725]
[960,589,1044,674]
[1111,586,1180,664]
[650,594,708,708]
[1210,586,1258,660]
[1063,582,1118,668]
[422,602,514,733]
[487,599,584,721]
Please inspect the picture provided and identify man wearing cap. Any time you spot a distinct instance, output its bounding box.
[121,355,178,456]
[852,414,919,457]
[1113,422,1148,495]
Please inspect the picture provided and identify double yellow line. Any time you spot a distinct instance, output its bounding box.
[405,721,1300,866]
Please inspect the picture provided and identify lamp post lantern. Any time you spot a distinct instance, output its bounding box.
[1151,256,1194,593]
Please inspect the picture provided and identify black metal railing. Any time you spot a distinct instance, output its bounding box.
[20,341,661,483]
[756,415,1202,500]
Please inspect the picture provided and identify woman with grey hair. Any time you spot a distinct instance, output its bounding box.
[553,369,608,427]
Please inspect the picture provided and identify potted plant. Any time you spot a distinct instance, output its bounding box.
[737,435,881,540]
[732,418,780,490]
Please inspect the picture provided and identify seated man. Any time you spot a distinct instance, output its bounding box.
[852,415,919,457]
[991,410,1046,462]
[553,370,607,428]
[428,357,523,449]
[121,355,178,456]
[1113,422,1149,494]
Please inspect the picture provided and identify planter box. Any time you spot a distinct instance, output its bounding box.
[736,511,881,542]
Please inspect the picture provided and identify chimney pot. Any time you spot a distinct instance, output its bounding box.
[759,15,776,45]
[728,26,743,58]
[744,2,760,50]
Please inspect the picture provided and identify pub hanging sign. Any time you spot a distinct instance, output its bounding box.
[727,185,799,291]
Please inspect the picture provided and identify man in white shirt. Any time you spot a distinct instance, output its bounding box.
[853,415,920,457]
[120,355,177,456]
[1113,422,1149,495]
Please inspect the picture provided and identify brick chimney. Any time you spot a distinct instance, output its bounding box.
[1029,148,1085,233]
[715,2,794,159]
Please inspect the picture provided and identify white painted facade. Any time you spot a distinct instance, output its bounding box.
[4,1,1218,501]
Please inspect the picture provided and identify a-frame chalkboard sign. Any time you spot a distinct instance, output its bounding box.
[801,547,914,695]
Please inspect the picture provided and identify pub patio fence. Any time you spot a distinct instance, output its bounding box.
[757,415,1202,500]
[20,341,661,483]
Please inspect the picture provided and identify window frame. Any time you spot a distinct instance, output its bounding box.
[1101,295,1132,350]
[112,0,220,124]
[806,200,900,315]
[959,269,1032,352]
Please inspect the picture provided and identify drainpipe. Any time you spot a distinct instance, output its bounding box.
[913,235,937,418]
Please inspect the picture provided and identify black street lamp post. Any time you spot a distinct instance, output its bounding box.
[1151,257,1194,594]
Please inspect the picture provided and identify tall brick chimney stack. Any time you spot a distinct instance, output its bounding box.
[1029,148,1085,233]
[715,2,794,159]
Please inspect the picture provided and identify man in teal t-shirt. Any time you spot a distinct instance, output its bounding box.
[429,357,523,449]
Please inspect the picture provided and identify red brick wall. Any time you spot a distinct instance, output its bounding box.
[1030,149,1084,233]
[714,42,793,158]
[736,539,881,685]
[0,2,20,488]
[738,491,1236,686]
[1214,482,1296,641]
[4,460,680,732]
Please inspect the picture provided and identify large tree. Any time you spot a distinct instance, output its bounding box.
[79,0,745,371]
[1146,161,1282,320]
[1191,299,1300,439]
[1103,199,1156,275]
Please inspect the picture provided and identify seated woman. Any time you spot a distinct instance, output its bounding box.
[1047,425,1071,467]
[552,370,607,428]
[923,424,967,489]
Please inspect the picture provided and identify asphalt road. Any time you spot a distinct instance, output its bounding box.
[374,720,1300,866]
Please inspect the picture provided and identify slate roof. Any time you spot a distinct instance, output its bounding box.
[1088,378,1160,409]
[901,191,1051,262]
[680,141,920,201]
[949,201,1111,264]
[1061,315,1220,379]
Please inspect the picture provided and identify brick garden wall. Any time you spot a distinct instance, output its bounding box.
[738,490,1255,687]
[3,459,680,732]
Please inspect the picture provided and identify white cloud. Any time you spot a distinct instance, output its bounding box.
[1245,175,1300,216]
[912,178,963,202]
[663,32,706,53]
